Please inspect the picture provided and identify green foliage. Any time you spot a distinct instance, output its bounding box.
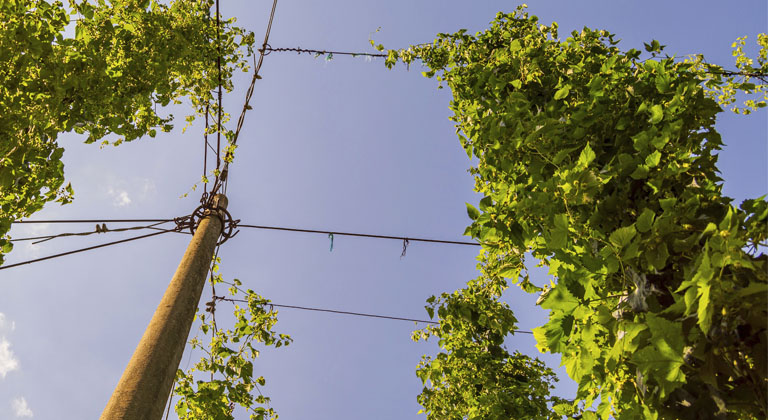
[0,0,254,264]
[695,34,768,114]
[413,276,571,420]
[389,5,767,419]
[175,259,291,420]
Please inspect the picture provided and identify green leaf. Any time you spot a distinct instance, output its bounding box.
[630,165,649,179]
[533,312,573,353]
[659,197,677,212]
[554,85,571,100]
[649,104,664,124]
[696,283,713,333]
[645,242,669,270]
[632,314,686,397]
[539,285,579,314]
[655,74,671,93]
[577,143,596,168]
[466,203,480,220]
[609,225,637,248]
[549,213,569,250]
[644,150,661,168]
[636,208,656,233]
[736,282,768,298]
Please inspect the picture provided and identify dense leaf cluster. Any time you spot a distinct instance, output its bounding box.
[0,0,253,264]
[390,6,767,419]
[413,277,569,419]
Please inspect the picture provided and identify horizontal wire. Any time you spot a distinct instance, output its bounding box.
[11,221,172,244]
[6,216,528,334]
[265,45,768,80]
[238,224,479,246]
[216,296,437,324]
[264,46,387,58]
[0,229,176,271]
[13,219,173,224]
[215,296,534,333]
[5,218,476,271]
[12,219,478,247]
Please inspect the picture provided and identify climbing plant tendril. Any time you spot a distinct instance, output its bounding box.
[385,5,767,419]
[175,257,291,420]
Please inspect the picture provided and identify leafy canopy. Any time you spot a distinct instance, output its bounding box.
[0,0,253,264]
[386,5,767,419]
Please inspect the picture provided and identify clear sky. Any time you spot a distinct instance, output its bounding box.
[1,1,766,419]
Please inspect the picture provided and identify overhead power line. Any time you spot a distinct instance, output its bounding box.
[264,45,768,81]
[13,219,173,224]
[5,218,477,269]
[215,296,534,333]
[11,221,175,244]
[237,224,479,247]
[0,229,176,271]
[212,0,279,196]
[217,296,437,324]
[263,46,387,58]
[12,219,479,247]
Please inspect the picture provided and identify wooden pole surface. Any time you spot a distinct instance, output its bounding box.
[100,194,228,420]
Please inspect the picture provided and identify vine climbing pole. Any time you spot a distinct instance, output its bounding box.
[100,194,229,420]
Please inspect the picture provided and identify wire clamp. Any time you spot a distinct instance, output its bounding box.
[186,198,240,245]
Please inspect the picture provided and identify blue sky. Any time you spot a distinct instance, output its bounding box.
[1,1,766,419]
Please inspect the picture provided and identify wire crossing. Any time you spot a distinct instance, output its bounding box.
[212,0,279,197]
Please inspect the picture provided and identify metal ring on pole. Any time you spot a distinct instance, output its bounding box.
[186,203,239,246]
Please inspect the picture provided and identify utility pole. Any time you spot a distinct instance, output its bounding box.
[100,194,228,420]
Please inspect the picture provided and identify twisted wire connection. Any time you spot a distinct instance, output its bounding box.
[212,0,280,197]
[263,46,387,58]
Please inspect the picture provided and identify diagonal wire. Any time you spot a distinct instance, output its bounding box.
[0,229,177,271]
[215,0,223,174]
[215,296,534,333]
[10,221,173,244]
[217,296,438,324]
[214,0,279,196]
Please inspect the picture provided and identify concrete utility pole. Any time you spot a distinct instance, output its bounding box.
[101,194,228,420]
